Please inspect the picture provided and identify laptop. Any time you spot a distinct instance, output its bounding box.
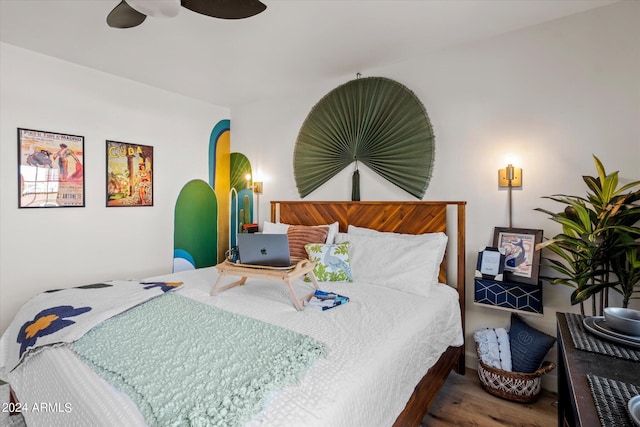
[237,233,292,267]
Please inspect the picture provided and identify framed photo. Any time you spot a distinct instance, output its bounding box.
[106,141,153,207]
[476,247,506,280]
[18,128,85,208]
[493,227,543,285]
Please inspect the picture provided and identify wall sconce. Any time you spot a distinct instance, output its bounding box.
[498,164,522,227]
[498,164,522,188]
[244,173,263,194]
[244,173,264,227]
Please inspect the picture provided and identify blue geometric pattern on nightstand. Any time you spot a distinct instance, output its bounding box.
[474,278,542,314]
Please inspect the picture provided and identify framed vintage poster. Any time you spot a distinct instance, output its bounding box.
[18,128,85,208]
[493,227,543,285]
[106,141,153,207]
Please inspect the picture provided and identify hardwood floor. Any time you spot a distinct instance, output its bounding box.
[422,369,558,427]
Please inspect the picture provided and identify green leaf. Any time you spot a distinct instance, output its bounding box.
[537,155,640,305]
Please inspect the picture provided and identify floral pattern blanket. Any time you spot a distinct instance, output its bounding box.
[0,280,182,373]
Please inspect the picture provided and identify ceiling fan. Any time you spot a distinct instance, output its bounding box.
[107,0,267,29]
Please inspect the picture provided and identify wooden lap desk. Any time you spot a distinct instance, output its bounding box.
[210,259,319,310]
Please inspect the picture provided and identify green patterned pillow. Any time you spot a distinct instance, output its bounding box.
[304,242,353,282]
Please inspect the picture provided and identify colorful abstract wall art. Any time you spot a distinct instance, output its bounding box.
[173,120,256,272]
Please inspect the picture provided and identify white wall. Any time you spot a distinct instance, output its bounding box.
[0,43,229,332]
[231,1,640,391]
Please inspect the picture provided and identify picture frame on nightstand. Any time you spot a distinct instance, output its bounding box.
[476,247,505,281]
[493,227,543,285]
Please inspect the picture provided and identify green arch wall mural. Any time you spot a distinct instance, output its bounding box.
[294,76,435,200]
[173,179,218,272]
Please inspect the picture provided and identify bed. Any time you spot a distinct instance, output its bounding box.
[270,201,467,426]
[1,200,466,427]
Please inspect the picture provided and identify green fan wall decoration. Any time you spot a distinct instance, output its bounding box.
[294,76,435,200]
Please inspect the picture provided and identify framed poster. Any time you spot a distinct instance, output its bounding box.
[106,141,153,207]
[18,128,85,208]
[493,227,543,285]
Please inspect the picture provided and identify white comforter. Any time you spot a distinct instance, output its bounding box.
[2,267,463,427]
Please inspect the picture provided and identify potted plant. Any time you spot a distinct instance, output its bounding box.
[535,156,640,315]
[611,231,640,308]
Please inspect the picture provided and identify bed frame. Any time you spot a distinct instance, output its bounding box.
[271,200,466,427]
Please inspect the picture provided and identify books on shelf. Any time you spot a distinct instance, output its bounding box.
[305,290,349,311]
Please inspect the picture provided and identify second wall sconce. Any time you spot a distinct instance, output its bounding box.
[498,164,522,227]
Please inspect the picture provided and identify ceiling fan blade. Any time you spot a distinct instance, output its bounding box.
[107,0,147,28]
[181,0,267,20]
[126,0,181,18]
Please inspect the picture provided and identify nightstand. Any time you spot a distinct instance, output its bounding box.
[474,278,543,315]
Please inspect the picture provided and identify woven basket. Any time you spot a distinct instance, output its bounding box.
[475,343,555,403]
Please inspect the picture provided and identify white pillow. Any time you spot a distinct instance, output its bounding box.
[262,221,290,234]
[348,224,445,242]
[347,225,448,272]
[263,221,339,244]
[335,231,447,297]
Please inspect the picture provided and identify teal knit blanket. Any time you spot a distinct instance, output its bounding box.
[72,293,325,426]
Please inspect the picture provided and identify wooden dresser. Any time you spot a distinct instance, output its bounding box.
[556,312,639,427]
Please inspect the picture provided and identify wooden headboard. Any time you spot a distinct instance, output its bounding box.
[270,200,466,319]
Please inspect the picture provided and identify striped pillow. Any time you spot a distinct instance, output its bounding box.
[287,225,329,260]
